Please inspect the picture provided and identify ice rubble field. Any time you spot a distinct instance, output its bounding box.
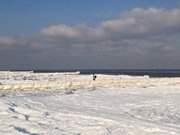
[0,72,180,135]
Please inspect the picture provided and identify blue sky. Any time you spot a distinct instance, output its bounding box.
[0,0,180,69]
[0,0,179,35]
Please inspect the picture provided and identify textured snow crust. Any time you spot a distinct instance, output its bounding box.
[0,72,180,135]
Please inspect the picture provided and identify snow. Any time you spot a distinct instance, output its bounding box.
[0,71,180,92]
[0,72,180,135]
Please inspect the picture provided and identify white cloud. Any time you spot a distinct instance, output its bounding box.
[102,8,180,37]
[41,8,180,42]
[41,24,82,38]
[0,37,19,46]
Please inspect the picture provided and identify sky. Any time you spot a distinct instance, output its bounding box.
[0,0,180,70]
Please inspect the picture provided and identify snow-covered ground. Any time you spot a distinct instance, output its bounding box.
[1,72,180,135]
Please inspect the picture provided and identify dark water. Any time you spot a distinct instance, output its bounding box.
[31,69,180,77]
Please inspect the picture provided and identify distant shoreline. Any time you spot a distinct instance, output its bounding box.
[1,69,180,77]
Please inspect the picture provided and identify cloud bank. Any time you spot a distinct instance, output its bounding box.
[1,8,180,69]
[41,8,180,43]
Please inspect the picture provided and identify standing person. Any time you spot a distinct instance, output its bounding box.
[93,74,97,81]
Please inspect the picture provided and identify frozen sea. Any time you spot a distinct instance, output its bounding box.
[0,72,180,135]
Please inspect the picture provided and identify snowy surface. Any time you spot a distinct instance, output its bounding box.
[0,71,180,91]
[1,72,180,135]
